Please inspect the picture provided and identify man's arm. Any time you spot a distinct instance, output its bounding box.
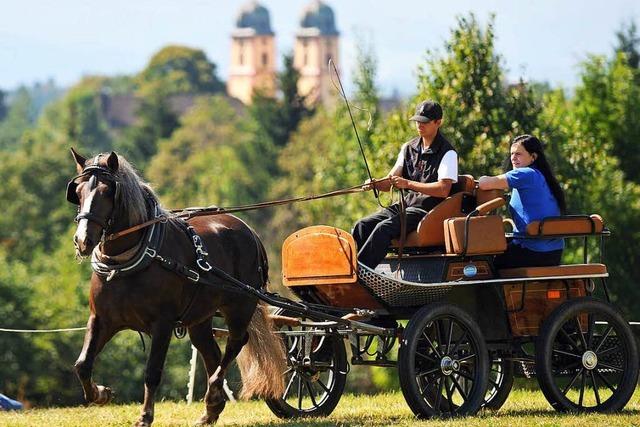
[389,177,453,198]
[478,174,509,190]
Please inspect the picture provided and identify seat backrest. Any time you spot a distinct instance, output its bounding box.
[393,175,475,248]
[444,215,507,255]
[452,174,475,194]
[525,214,604,236]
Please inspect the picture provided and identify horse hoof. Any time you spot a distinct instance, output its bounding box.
[95,385,112,405]
[134,418,152,427]
[195,414,218,425]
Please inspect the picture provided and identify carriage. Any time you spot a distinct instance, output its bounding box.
[261,174,639,418]
[67,151,638,425]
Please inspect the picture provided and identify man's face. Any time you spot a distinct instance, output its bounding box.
[415,119,441,139]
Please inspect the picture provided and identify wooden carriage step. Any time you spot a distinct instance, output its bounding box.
[499,263,607,279]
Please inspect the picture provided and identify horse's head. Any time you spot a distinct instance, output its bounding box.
[67,148,120,257]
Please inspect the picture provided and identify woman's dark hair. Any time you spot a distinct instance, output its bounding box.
[504,134,567,214]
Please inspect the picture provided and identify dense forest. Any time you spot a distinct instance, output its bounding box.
[1,16,639,407]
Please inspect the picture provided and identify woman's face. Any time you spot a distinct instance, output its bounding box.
[510,142,536,168]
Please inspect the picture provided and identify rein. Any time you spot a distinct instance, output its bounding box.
[104,178,391,242]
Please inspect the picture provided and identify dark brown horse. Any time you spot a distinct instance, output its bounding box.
[68,148,285,426]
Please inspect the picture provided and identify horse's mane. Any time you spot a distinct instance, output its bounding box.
[110,154,168,226]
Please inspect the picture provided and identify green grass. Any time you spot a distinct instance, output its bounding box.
[3,388,640,427]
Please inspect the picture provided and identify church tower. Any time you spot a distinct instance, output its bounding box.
[293,1,340,105]
[227,1,276,104]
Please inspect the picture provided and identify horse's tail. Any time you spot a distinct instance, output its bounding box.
[236,302,286,399]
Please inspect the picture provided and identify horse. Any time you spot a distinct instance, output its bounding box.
[67,148,285,426]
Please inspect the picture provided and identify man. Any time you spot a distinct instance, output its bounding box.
[352,100,458,269]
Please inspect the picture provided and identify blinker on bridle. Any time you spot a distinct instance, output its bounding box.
[67,165,119,232]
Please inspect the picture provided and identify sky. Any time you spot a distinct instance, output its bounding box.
[1,0,638,97]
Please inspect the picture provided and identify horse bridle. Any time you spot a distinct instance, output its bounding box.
[66,165,120,234]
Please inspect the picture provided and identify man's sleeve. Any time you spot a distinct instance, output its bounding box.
[437,150,458,182]
[389,144,406,176]
[505,167,534,189]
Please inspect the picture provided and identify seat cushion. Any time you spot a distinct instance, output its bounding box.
[499,263,607,279]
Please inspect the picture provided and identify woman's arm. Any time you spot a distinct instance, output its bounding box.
[478,174,509,190]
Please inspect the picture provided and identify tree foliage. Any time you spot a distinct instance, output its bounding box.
[138,45,224,95]
[416,14,541,177]
[250,54,313,148]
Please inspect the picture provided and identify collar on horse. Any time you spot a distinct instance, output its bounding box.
[91,202,167,281]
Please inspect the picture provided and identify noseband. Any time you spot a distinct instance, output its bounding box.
[67,165,120,234]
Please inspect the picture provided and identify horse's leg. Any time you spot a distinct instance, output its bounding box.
[74,315,117,405]
[135,321,173,427]
[188,319,224,425]
[207,305,255,403]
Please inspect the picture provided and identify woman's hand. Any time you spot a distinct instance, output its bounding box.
[390,175,411,189]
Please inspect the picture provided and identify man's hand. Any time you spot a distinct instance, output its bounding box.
[390,175,411,189]
[362,177,393,192]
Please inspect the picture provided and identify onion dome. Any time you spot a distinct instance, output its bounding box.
[234,1,274,36]
[298,1,339,36]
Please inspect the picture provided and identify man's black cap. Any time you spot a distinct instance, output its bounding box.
[409,100,443,123]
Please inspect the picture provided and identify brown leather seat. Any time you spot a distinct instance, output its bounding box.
[525,214,604,236]
[499,263,608,279]
[391,175,475,248]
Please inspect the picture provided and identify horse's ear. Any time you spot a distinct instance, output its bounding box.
[70,147,86,174]
[106,151,119,172]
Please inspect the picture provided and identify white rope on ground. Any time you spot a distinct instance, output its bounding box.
[0,327,86,333]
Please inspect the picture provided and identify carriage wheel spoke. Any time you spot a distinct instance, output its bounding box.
[594,326,614,353]
[297,375,303,409]
[450,375,468,401]
[457,353,477,364]
[553,349,582,358]
[416,350,437,363]
[283,371,297,399]
[594,369,617,393]
[455,369,474,382]
[561,367,584,395]
[596,344,620,357]
[304,380,317,407]
[444,377,455,413]
[597,362,624,372]
[586,313,595,349]
[435,320,444,356]
[446,319,454,355]
[422,332,442,359]
[560,326,582,352]
[578,370,587,407]
[575,316,588,350]
[417,367,442,378]
[434,375,444,410]
[316,378,330,394]
[450,331,468,356]
[590,371,601,406]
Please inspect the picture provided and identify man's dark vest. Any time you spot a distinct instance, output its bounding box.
[401,131,456,209]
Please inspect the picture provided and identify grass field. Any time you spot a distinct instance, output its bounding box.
[3,388,640,427]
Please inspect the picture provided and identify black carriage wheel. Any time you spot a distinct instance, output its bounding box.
[398,303,489,418]
[265,310,348,418]
[535,297,639,413]
[482,358,514,410]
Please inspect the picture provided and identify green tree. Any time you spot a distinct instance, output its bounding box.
[138,45,224,95]
[416,14,541,177]
[0,89,7,121]
[250,54,313,148]
[0,87,36,150]
[615,20,639,70]
[572,54,640,184]
[147,95,273,209]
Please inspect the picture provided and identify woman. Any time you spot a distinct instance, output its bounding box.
[478,134,566,269]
